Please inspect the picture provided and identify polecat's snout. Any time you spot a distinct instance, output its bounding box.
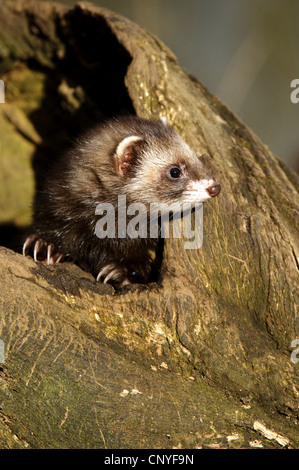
[183,177,221,204]
[206,182,221,197]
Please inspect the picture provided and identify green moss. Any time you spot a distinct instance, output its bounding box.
[0,66,47,226]
[0,110,35,225]
[5,66,46,114]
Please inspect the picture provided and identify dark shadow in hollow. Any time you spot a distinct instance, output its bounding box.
[1,7,134,249]
[30,7,136,193]
[0,7,164,285]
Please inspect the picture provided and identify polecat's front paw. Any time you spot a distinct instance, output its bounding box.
[23,234,64,264]
[96,263,133,289]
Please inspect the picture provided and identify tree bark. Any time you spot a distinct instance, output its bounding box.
[0,0,298,449]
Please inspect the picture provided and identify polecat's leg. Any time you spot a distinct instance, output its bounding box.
[23,234,64,264]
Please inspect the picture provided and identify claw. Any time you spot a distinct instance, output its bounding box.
[33,239,43,262]
[55,253,64,263]
[47,243,53,264]
[96,263,132,288]
[23,234,37,256]
[22,238,30,256]
[23,234,64,265]
[96,264,115,282]
[102,268,120,284]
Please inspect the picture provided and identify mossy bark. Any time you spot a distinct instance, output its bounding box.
[0,0,298,449]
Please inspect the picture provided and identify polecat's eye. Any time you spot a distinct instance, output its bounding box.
[169,167,181,179]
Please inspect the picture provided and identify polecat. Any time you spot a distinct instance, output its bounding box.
[23,116,221,288]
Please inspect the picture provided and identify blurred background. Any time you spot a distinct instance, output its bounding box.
[40,0,299,172]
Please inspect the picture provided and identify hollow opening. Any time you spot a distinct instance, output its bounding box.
[0,6,135,251]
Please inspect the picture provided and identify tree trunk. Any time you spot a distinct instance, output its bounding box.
[0,0,298,449]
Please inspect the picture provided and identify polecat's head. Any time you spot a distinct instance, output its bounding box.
[114,118,221,208]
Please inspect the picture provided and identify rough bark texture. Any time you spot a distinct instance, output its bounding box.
[0,0,298,449]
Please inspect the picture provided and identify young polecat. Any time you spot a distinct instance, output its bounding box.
[23,116,221,288]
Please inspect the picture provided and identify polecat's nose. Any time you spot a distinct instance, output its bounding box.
[206,183,221,197]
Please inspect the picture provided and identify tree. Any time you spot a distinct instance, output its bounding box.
[0,0,298,449]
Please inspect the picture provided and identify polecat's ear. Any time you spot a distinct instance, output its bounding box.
[115,136,144,177]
